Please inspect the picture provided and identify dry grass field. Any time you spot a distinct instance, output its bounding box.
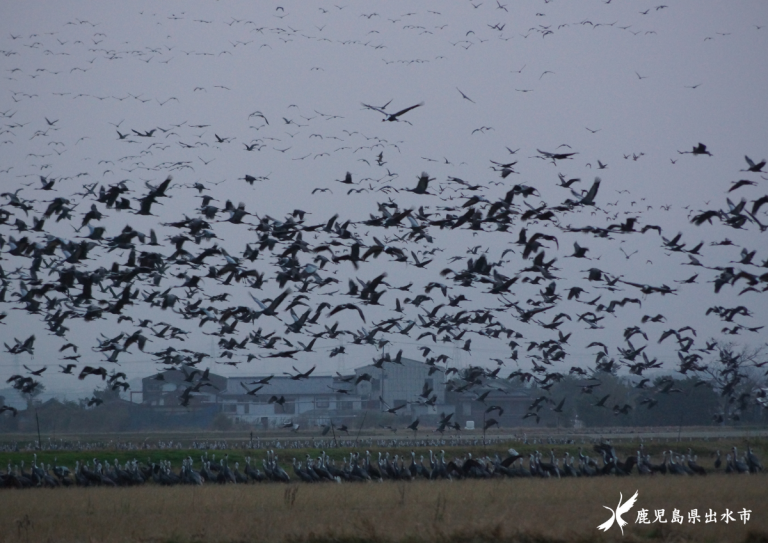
[1,475,766,543]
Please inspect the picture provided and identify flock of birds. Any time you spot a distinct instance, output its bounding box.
[0,443,763,488]
[0,2,767,429]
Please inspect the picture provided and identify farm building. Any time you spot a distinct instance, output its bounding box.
[219,375,362,427]
[445,380,533,428]
[138,359,533,428]
[353,357,454,423]
[141,366,226,412]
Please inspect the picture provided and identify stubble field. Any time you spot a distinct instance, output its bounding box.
[1,475,766,543]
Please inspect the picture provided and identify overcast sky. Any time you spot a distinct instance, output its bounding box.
[1,1,767,401]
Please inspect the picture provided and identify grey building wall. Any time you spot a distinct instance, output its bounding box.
[355,357,448,416]
[220,375,362,426]
[141,366,226,407]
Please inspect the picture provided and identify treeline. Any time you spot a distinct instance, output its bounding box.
[0,396,219,434]
[529,374,766,428]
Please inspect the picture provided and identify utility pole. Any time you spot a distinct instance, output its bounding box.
[452,340,463,370]
[355,410,367,446]
[35,409,42,450]
[330,420,338,448]
[380,364,386,410]
[337,340,347,374]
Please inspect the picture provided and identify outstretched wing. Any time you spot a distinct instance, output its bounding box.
[596,507,615,532]
[392,102,424,118]
[615,490,639,529]
[581,177,601,205]
[249,292,267,310]
[361,102,387,115]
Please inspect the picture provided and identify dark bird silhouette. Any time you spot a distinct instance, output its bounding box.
[538,148,578,161]
[286,365,316,380]
[362,101,424,122]
[380,396,406,414]
[594,394,611,407]
[407,172,434,195]
[679,143,712,156]
[456,88,475,103]
[0,405,18,416]
[483,418,499,430]
[78,366,107,380]
[328,303,366,322]
[240,382,263,395]
[570,177,601,206]
[742,155,765,172]
[337,172,355,184]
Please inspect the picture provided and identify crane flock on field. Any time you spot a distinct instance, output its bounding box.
[0,442,763,488]
[0,2,767,428]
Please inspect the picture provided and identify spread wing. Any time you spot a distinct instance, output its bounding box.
[581,177,601,205]
[596,507,615,532]
[615,490,639,529]
[361,102,387,115]
[392,102,423,118]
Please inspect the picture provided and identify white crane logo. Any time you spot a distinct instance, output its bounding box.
[597,490,639,535]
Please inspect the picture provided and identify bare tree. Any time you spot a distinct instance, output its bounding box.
[702,343,767,424]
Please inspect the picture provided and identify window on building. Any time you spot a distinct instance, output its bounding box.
[276,401,296,415]
[315,399,330,409]
[224,404,237,413]
[340,401,353,411]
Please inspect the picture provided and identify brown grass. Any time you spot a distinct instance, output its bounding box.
[0,475,766,543]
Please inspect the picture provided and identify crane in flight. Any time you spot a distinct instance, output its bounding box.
[362,101,424,122]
